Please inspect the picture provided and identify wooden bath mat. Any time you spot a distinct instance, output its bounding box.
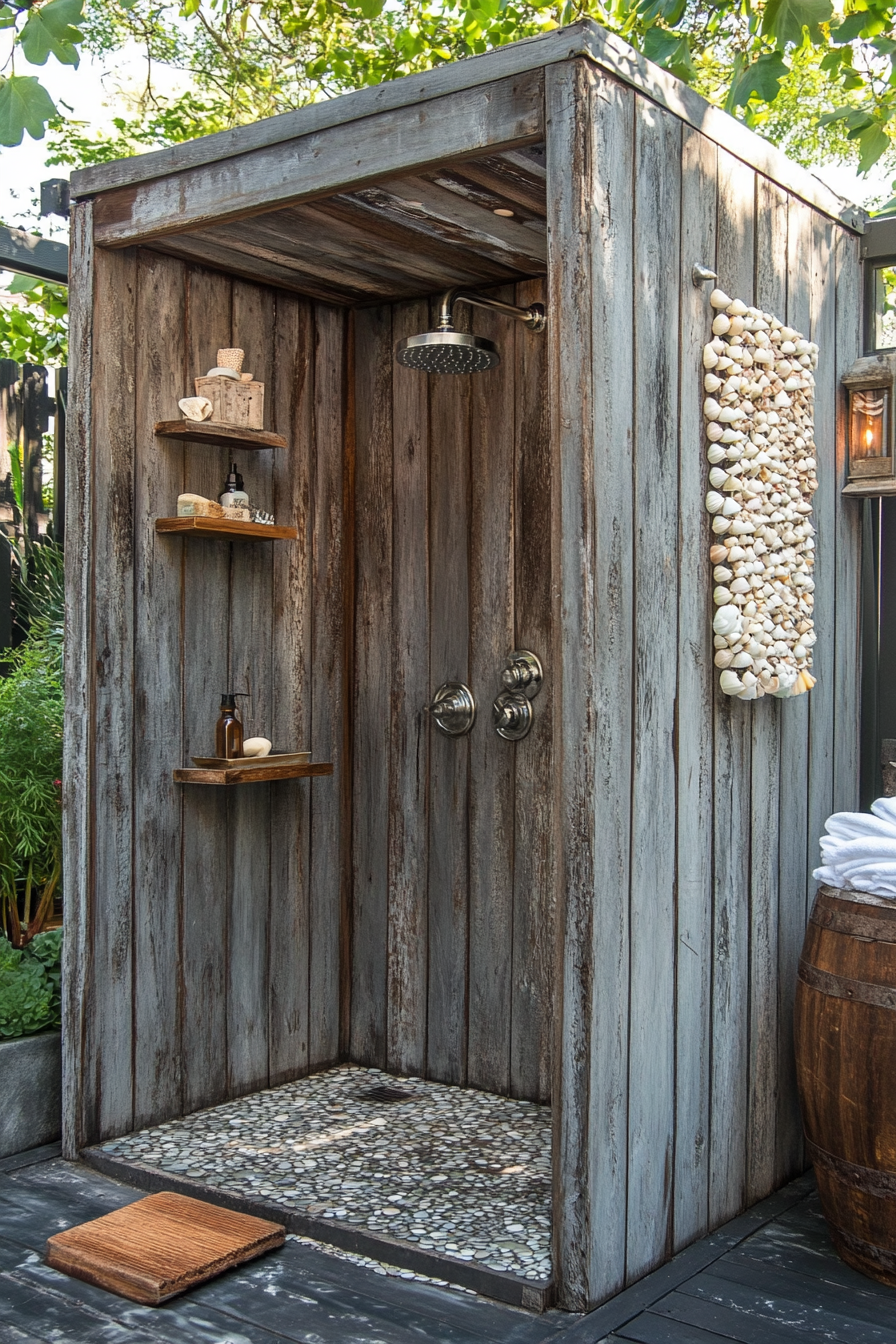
[45,1191,285,1304]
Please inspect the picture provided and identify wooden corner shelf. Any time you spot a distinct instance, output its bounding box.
[155,420,287,451]
[156,517,297,541]
[174,761,333,785]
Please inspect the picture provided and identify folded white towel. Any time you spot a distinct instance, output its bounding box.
[814,798,896,897]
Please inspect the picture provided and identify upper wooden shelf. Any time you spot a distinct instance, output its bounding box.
[156,517,297,541]
[174,761,333,785]
[155,420,287,451]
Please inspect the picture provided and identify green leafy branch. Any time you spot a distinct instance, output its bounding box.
[0,0,84,146]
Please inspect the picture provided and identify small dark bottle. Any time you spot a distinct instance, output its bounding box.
[215,693,244,759]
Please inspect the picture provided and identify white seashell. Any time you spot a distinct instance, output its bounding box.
[714,586,733,605]
[712,314,732,336]
[179,396,214,422]
[704,344,719,369]
[731,651,752,668]
[773,391,792,408]
[730,578,750,595]
[709,467,728,489]
[713,605,741,636]
[704,398,722,420]
[781,340,797,354]
[783,377,802,391]
[705,491,725,514]
[720,669,744,695]
[714,634,729,649]
[712,516,732,534]
[707,444,727,464]
[718,407,745,423]
[720,429,744,444]
[727,299,748,317]
[714,649,734,668]
[704,373,722,392]
[710,544,729,564]
[728,316,746,337]
[710,288,732,309]
[706,423,724,442]
[793,644,807,660]
[722,498,740,517]
[714,566,734,583]
[242,737,273,757]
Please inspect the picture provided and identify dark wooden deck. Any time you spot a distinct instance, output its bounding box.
[2,1147,895,1342]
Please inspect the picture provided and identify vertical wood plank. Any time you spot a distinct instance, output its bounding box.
[309,303,349,1069]
[62,201,94,1157]
[269,292,314,1086]
[350,303,393,1068]
[181,267,233,1115]
[709,148,755,1225]
[674,126,716,1250]
[806,214,837,923]
[627,96,681,1282]
[832,231,863,816]
[511,274,554,1104]
[227,280,275,1096]
[547,57,596,1313]
[132,250,185,1129]
[776,196,813,1180]
[426,302,471,1086]
[89,244,138,1141]
[387,299,430,1077]
[583,70,635,1305]
[746,178,787,1202]
[467,290,516,1096]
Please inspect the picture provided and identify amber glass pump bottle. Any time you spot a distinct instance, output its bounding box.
[215,693,245,759]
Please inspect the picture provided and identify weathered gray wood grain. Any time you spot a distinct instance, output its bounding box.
[775,196,812,1182]
[132,249,185,1128]
[582,69,635,1304]
[71,22,859,230]
[467,290,516,1096]
[426,294,472,1087]
[510,274,553,1105]
[269,291,314,1085]
[832,231,862,816]
[674,125,716,1250]
[627,95,682,1283]
[227,280,275,1096]
[387,299,430,1077]
[180,265,233,1115]
[62,201,94,1158]
[152,233,363,306]
[546,57,596,1313]
[88,244,138,1142]
[747,177,786,1203]
[709,148,754,1225]
[309,304,349,1069]
[350,304,393,1068]
[91,74,545,245]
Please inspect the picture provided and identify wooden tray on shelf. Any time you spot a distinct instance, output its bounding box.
[174,761,332,786]
[190,752,310,768]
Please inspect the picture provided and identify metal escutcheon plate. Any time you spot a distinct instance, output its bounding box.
[493,690,533,741]
[427,682,476,737]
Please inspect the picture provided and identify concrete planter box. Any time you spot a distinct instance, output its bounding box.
[0,1031,61,1158]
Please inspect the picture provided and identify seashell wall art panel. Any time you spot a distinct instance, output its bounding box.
[702,289,818,700]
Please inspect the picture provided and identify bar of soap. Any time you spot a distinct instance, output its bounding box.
[177,494,224,518]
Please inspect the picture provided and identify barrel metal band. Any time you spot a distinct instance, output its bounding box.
[806,1137,896,1197]
[798,959,896,1010]
[811,898,896,944]
[830,1221,896,1276]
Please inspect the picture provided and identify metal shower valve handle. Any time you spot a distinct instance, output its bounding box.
[426,682,476,737]
[501,650,543,699]
[493,690,533,741]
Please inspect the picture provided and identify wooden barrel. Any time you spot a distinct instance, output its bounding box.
[795,883,896,1285]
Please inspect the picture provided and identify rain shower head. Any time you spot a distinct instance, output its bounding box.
[394,288,546,375]
[395,329,500,375]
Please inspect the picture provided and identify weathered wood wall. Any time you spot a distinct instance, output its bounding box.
[350,281,554,1101]
[63,245,350,1150]
[547,57,863,1311]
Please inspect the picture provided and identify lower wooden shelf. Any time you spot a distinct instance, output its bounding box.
[156,517,297,541]
[174,762,333,785]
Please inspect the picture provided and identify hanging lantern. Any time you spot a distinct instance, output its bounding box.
[842,355,896,496]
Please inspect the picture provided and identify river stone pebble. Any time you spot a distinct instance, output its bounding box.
[98,1064,552,1284]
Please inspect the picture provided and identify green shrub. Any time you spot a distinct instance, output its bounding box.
[0,929,62,1038]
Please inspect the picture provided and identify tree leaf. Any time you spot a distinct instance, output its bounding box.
[856,121,891,172]
[830,11,877,42]
[728,51,789,107]
[0,75,57,146]
[761,0,833,47]
[18,0,83,67]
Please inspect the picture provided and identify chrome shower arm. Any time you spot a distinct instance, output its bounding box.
[438,288,546,333]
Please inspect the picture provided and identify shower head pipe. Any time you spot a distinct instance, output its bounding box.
[437,288,546,333]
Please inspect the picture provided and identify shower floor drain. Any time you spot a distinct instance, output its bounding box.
[356,1085,415,1104]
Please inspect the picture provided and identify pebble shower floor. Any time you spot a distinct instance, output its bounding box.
[97,1065,553,1283]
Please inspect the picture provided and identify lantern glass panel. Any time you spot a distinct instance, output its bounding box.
[849,386,891,476]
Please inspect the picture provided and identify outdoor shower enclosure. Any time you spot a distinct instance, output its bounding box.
[64,21,866,1311]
